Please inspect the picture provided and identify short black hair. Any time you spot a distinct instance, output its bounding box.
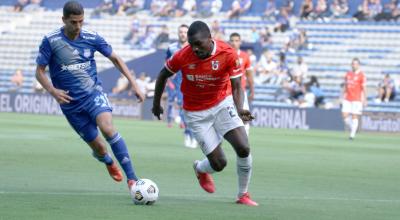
[230,32,241,39]
[352,57,360,64]
[188,21,211,38]
[179,24,189,29]
[63,1,84,18]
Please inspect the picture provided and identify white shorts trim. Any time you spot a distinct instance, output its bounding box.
[183,96,244,155]
[342,100,363,115]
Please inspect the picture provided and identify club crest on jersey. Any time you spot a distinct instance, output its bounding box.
[211,60,219,70]
[186,75,195,81]
[188,64,196,69]
[83,49,91,58]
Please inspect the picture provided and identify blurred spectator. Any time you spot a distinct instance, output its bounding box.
[9,69,24,92]
[246,48,257,70]
[154,24,170,49]
[134,26,157,49]
[227,0,252,19]
[282,0,295,15]
[136,72,150,96]
[311,0,330,20]
[33,79,45,93]
[375,74,396,103]
[92,0,115,17]
[13,0,29,12]
[263,0,277,20]
[124,15,141,46]
[117,0,145,15]
[284,29,309,53]
[274,52,290,85]
[304,75,325,107]
[211,20,225,40]
[197,0,223,18]
[259,27,272,48]
[175,0,196,17]
[353,0,382,21]
[249,26,260,43]
[255,49,277,85]
[375,0,400,21]
[112,73,129,95]
[151,0,177,17]
[330,0,349,18]
[300,0,314,20]
[291,56,308,80]
[285,75,304,105]
[24,0,43,11]
[274,8,290,32]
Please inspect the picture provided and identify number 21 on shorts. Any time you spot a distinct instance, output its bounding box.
[94,93,111,108]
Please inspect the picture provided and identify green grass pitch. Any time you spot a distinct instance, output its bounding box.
[0,112,399,220]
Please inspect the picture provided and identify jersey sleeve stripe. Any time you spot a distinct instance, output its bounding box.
[230,73,243,79]
[164,63,177,74]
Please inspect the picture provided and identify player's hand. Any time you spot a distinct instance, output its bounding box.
[238,109,255,122]
[50,88,73,104]
[134,89,145,103]
[249,91,255,102]
[152,104,164,120]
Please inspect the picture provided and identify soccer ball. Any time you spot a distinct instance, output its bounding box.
[130,179,159,205]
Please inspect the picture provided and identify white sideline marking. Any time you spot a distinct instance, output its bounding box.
[0,191,399,203]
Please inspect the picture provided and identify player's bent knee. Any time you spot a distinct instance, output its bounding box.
[236,146,250,158]
[100,125,116,139]
[210,158,227,172]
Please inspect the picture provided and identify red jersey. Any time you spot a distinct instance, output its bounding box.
[165,40,242,111]
[237,50,252,90]
[344,70,366,101]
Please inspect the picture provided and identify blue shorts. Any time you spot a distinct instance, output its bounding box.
[63,90,112,142]
[167,88,183,106]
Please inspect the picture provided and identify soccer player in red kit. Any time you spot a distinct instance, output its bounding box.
[152,21,258,206]
[342,58,367,140]
[229,32,254,135]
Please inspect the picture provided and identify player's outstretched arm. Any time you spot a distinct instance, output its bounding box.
[152,67,174,120]
[35,65,73,104]
[231,77,254,122]
[108,52,145,102]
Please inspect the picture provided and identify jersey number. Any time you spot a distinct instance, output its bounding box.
[94,93,111,108]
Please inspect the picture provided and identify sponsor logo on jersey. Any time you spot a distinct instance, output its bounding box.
[61,61,91,71]
[50,37,62,43]
[188,64,196,69]
[186,75,195,81]
[82,35,96,40]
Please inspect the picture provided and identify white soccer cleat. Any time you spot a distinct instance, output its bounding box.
[184,135,192,148]
[189,138,198,149]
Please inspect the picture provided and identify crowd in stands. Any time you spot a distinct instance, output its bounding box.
[5,0,399,107]
[13,0,43,12]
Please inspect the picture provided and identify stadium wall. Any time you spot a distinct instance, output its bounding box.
[1,92,400,133]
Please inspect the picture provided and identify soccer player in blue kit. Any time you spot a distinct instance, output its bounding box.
[165,24,197,148]
[35,1,144,191]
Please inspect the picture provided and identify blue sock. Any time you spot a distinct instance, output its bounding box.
[167,101,174,124]
[92,152,113,165]
[107,133,138,181]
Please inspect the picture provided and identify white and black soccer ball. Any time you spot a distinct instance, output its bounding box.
[130,179,159,205]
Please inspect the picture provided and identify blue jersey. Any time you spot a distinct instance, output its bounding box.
[36,27,112,112]
[166,41,183,88]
